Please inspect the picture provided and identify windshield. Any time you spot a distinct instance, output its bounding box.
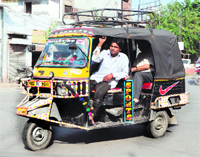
[35,37,89,68]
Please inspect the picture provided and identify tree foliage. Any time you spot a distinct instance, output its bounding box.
[148,0,200,56]
[45,21,57,40]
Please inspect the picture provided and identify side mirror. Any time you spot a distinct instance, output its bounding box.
[69,43,77,50]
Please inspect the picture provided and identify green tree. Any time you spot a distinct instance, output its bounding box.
[45,21,57,40]
[148,0,200,56]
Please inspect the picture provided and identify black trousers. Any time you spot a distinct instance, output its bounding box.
[133,72,153,99]
[90,80,111,108]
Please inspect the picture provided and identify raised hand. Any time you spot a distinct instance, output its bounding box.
[98,36,107,47]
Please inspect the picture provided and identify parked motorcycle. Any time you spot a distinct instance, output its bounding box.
[16,67,32,84]
[193,60,200,85]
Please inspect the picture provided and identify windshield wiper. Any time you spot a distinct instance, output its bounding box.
[76,46,88,61]
[36,61,54,68]
[36,62,43,68]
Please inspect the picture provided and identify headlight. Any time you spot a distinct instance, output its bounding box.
[49,71,54,79]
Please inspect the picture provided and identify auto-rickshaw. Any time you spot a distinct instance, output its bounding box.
[16,9,189,151]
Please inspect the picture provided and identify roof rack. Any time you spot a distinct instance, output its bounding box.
[62,8,155,28]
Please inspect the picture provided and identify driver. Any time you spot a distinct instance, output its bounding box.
[55,53,63,61]
[89,37,129,125]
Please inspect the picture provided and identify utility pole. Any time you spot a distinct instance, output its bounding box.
[137,0,161,27]
[138,0,140,21]
[179,13,184,57]
[179,14,182,42]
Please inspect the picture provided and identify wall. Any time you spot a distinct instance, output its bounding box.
[1,5,50,83]
[0,7,3,83]
[73,0,133,21]
[18,0,50,16]
[9,44,27,82]
[74,0,121,11]
[49,0,60,18]
[122,0,132,10]
[1,7,8,83]
[18,0,75,19]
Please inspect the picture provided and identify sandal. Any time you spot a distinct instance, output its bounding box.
[88,115,95,126]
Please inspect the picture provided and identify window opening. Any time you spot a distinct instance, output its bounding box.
[25,2,32,14]
[65,5,72,13]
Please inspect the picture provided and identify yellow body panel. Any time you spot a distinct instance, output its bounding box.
[155,77,185,81]
[33,36,93,79]
[33,67,90,78]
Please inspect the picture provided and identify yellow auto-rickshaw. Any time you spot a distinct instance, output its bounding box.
[16,9,189,151]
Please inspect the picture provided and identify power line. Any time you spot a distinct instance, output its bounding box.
[3,4,51,28]
[7,9,50,26]
[104,0,112,8]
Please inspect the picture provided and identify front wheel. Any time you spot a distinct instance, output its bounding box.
[146,110,169,138]
[22,120,52,151]
[193,72,200,85]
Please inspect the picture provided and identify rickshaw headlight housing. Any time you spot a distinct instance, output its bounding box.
[49,71,54,79]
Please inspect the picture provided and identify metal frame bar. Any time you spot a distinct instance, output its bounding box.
[62,8,155,27]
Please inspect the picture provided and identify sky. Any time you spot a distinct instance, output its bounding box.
[132,0,187,10]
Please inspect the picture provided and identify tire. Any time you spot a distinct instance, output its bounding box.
[146,110,169,138]
[22,120,52,151]
[193,72,200,85]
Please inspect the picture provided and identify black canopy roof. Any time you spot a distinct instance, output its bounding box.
[60,9,184,79]
[50,27,185,79]
[91,27,185,79]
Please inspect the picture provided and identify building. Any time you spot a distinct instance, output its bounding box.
[0,2,50,83]
[17,0,132,18]
[0,0,132,83]
[17,0,74,20]
[0,4,5,83]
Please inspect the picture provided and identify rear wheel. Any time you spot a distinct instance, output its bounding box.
[22,120,52,151]
[193,72,200,85]
[146,110,169,138]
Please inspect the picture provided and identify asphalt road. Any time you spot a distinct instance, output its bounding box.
[0,76,199,157]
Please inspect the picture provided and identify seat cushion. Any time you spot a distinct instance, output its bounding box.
[142,83,153,90]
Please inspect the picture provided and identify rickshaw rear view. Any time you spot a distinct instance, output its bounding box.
[16,9,189,151]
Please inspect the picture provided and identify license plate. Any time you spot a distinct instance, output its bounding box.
[28,81,50,88]
[28,81,35,87]
[36,82,41,87]
[16,107,27,116]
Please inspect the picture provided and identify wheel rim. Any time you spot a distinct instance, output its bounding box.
[155,116,165,130]
[32,127,46,143]
[194,73,200,84]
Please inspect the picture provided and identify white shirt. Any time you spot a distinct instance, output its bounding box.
[91,47,129,89]
[133,49,154,72]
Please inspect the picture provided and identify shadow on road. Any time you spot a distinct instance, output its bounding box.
[187,77,195,85]
[51,124,148,145]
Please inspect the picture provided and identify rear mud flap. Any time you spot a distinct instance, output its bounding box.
[169,115,178,125]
